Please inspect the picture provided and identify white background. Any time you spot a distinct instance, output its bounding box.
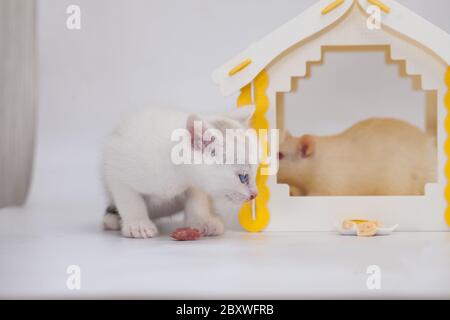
[34,0,450,216]
[1,0,449,299]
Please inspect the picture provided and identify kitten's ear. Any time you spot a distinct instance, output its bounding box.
[186,114,215,151]
[227,105,255,128]
[297,135,315,158]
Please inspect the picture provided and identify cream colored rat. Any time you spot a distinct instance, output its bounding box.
[278,118,437,196]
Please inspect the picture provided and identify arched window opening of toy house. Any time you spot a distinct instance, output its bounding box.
[276,46,438,197]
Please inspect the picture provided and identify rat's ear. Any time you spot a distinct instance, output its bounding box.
[298,135,315,158]
[226,105,255,128]
[186,114,214,151]
[280,129,292,142]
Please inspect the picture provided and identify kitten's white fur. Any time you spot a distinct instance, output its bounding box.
[101,107,258,238]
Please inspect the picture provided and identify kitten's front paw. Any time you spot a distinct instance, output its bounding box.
[188,215,224,237]
[121,219,159,239]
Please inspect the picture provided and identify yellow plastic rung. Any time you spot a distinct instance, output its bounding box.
[228,58,252,76]
[367,0,391,14]
[237,84,252,107]
[237,70,270,233]
[321,0,345,15]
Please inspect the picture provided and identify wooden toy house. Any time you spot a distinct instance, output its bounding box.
[212,0,450,232]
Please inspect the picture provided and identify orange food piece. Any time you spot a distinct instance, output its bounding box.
[170,228,202,241]
[372,220,382,228]
[356,222,378,237]
[342,220,355,230]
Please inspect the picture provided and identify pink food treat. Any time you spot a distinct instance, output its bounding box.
[170,228,202,241]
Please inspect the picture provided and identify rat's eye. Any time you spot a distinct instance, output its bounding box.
[238,174,249,184]
[278,152,285,160]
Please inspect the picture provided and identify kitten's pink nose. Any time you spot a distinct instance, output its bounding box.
[249,193,258,201]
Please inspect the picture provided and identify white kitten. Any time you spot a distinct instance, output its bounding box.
[101,107,258,238]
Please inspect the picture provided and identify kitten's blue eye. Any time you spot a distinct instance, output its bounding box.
[238,174,249,184]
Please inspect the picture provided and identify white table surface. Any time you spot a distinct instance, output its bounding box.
[1,203,449,299]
